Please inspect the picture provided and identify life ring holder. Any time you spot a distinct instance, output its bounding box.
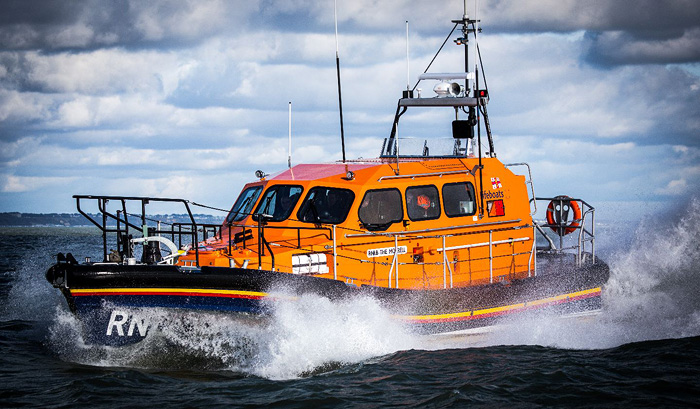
[546,195,581,236]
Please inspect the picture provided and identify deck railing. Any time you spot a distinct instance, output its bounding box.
[533,196,596,267]
[74,195,221,267]
[340,222,536,289]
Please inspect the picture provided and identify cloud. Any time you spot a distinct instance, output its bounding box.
[1,173,76,193]
[473,33,700,146]
[497,137,700,203]
[483,0,700,66]
[0,48,188,95]
[0,0,259,51]
[584,28,700,66]
[485,0,700,33]
[0,0,698,217]
[0,89,54,124]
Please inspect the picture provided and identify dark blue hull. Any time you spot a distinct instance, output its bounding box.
[47,256,609,346]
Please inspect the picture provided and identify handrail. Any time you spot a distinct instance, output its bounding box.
[504,162,537,216]
[437,236,530,252]
[227,222,333,247]
[345,218,522,238]
[387,236,400,288]
[533,196,596,267]
[73,194,219,267]
[528,225,536,277]
[377,167,478,182]
[398,96,480,107]
[354,227,535,288]
[327,219,536,288]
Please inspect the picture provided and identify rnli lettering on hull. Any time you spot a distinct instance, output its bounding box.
[106,310,149,337]
[367,246,408,258]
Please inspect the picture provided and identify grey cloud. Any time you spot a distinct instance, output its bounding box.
[584,29,700,66]
[483,0,700,66]
[597,64,700,146]
[0,0,258,51]
[1,0,132,50]
[644,67,700,146]
[485,0,700,34]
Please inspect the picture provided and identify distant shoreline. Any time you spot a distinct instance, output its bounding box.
[0,212,223,227]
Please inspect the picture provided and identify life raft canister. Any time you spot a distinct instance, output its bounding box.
[546,195,582,235]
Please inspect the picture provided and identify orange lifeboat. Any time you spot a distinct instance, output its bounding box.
[44,6,609,346]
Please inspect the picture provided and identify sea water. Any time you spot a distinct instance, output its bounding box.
[1,200,699,407]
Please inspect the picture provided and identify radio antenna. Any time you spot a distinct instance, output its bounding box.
[334,0,347,163]
[406,20,410,92]
[288,101,292,169]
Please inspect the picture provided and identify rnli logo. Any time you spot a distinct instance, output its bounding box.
[106,310,149,337]
[491,177,502,189]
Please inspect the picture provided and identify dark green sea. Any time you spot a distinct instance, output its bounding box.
[2,200,700,407]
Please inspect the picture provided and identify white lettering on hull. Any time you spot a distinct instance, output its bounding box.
[366,245,408,258]
[106,310,149,337]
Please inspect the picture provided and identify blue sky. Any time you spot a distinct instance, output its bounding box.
[0,0,698,222]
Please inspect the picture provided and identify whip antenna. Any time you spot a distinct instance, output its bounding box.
[288,101,292,169]
[406,20,410,92]
[334,0,347,163]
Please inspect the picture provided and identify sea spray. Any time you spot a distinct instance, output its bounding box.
[468,197,700,349]
[252,291,417,379]
[602,197,700,340]
[47,291,420,379]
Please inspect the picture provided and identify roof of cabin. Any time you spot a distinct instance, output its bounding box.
[270,163,379,181]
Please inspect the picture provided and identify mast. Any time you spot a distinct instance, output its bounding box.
[455,0,485,217]
[387,0,491,175]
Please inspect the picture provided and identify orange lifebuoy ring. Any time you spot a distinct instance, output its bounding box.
[546,195,581,235]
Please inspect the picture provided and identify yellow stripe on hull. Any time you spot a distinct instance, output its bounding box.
[400,287,602,322]
[70,288,269,298]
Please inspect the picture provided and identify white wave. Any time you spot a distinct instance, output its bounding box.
[48,292,420,379]
[250,292,418,380]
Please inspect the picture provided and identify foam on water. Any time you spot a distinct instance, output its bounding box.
[47,290,421,380]
[250,290,419,379]
[468,197,700,349]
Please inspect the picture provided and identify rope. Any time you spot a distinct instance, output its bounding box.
[188,201,229,213]
[477,42,488,93]
[411,23,459,92]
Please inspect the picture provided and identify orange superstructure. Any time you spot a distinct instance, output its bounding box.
[177,157,535,290]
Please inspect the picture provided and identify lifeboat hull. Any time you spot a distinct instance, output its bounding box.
[46,254,609,346]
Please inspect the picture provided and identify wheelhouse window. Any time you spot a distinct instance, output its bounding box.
[406,185,441,221]
[297,187,355,224]
[442,182,476,217]
[253,185,303,222]
[225,185,263,224]
[358,188,403,231]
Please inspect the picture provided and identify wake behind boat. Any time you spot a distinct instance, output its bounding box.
[45,5,609,346]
